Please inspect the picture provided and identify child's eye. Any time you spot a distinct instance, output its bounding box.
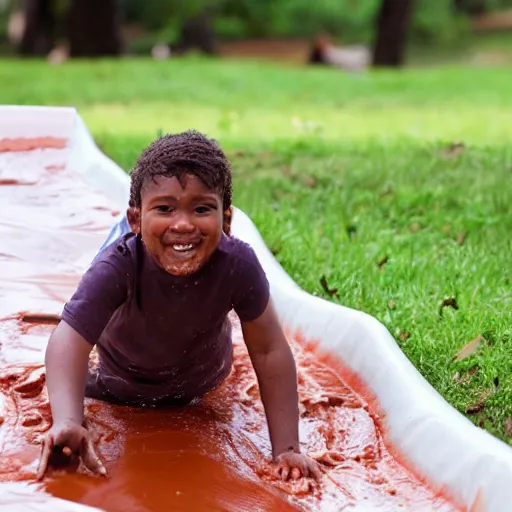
[155,205,172,213]
[195,205,215,214]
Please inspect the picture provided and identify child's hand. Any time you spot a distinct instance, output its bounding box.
[274,451,322,481]
[36,419,107,480]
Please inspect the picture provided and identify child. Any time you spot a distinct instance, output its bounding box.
[37,130,320,482]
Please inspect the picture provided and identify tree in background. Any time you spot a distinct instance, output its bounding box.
[15,0,123,57]
[372,0,413,67]
[7,0,512,60]
[18,0,55,55]
[67,0,123,57]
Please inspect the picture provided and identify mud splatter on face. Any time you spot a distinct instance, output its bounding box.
[139,174,223,277]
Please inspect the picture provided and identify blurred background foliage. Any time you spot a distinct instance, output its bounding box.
[1,0,512,57]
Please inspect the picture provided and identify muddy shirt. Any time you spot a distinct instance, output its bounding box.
[61,232,269,406]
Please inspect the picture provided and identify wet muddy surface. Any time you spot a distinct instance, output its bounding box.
[0,138,462,511]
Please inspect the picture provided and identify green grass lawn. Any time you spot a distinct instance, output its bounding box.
[1,57,511,444]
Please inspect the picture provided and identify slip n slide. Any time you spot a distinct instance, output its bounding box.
[0,106,511,512]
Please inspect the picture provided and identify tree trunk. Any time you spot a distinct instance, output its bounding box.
[19,0,55,56]
[67,0,123,57]
[372,0,413,67]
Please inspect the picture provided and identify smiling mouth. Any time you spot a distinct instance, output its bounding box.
[170,241,200,252]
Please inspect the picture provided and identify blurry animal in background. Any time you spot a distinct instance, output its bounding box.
[308,35,370,72]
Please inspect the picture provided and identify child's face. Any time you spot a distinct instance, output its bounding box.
[131,174,224,276]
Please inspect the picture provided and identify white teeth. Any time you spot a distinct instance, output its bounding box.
[173,243,194,252]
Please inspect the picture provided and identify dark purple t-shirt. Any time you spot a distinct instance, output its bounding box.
[61,233,269,405]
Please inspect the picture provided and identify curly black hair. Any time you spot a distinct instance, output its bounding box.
[129,130,232,210]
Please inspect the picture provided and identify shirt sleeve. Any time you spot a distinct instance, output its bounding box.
[232,241,270,322]
[61,252,130,345]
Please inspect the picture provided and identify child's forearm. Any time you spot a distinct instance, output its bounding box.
[45,321,93,425]
[251,344,300,457]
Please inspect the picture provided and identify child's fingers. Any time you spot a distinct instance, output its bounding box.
[291,467,301,480]
[36,436,54,481]
[82,439,107,476]
[280,465,290,481]
[309,461,322,480]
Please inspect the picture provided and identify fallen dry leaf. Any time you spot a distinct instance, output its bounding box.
[455,335,485,361]
[456,231,466,245]
[439,297,459,316]
[441,141,466,159]
[453,365,479,384]
[465,402,484,415]
[465,389,493,415]
[399,330,410,341]
[388,300,396,310]
[319,276,339,297]
[303,176,317,188]
[505,417,512,437]
[272,189,287,200]
[409,222,421,232]
[377,256,389,270]
[468,404,489,415]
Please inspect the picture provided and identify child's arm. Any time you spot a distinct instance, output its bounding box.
[37,321,107,479]
[36,245,131,479]
[45,321,92,425]
[241,299,321,480]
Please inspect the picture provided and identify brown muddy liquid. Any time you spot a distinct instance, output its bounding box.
[0,138,464,511]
